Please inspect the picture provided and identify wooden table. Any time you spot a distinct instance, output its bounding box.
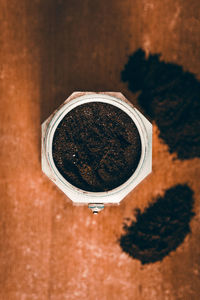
[0,1,200,299]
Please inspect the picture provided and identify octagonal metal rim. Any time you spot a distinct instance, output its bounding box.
[42,93,152,204]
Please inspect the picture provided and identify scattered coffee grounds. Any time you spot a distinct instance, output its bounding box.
[121,49,200,159]
[52,102,141,192]
[119,184,195,264]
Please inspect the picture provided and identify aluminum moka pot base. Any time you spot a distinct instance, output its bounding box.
[41,92,152,214]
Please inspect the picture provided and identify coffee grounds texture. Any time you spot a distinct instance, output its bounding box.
[119,184,195,264]
[52,102,141,192]
[121,49,200,160]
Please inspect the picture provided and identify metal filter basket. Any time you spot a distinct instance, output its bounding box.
[42,92,152,213]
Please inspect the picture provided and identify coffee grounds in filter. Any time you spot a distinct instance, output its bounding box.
[52,102,141,192]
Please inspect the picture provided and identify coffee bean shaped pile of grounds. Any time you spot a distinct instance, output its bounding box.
[121,49,200,159]
[52,102,141,192]
[119,184,195,264]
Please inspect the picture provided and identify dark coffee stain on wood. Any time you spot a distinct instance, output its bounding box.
[119,184,195,264]
[121,49,200,159]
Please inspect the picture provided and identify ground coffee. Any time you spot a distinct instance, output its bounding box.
[121,49,200,159]
[52,102,141,192]
[119,184,194,264]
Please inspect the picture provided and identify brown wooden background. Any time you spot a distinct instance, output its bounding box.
[0,0,200,299]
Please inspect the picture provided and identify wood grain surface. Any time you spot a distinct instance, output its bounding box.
[0,0,200,299]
